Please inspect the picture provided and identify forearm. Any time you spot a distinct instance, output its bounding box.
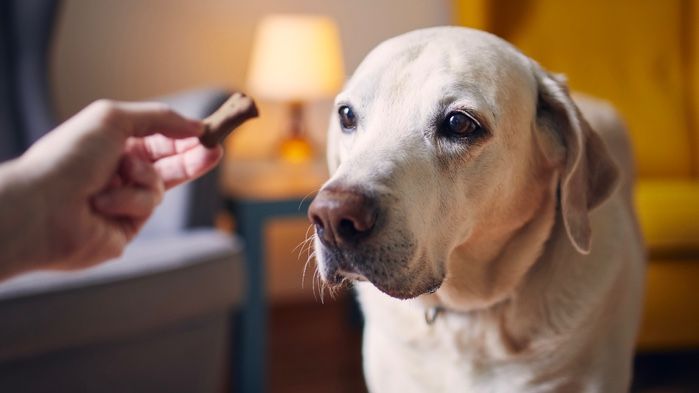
[0,157,45,280]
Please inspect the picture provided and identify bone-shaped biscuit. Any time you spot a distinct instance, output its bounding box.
[199,92,259,148]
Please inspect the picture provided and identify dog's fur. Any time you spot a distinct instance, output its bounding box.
[310,27,645,392]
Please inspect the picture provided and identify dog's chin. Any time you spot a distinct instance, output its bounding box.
[319,253,443,300]
[369,278,443,300]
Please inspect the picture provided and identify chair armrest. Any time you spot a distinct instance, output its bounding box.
[0,229,245,362]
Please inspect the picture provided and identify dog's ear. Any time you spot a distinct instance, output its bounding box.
[535,69,619,255]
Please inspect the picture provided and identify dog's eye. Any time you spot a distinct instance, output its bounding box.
[440,111,481,138]
[338,105,357,132]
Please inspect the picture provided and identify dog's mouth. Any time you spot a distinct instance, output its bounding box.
[328,269,367,284]
[318,245,443,300]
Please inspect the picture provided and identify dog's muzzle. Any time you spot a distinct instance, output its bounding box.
[308,186,379,248]
[308,186,380,283]
[308,185,440,299]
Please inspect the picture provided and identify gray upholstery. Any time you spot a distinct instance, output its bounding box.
[0,3,20,161]
[0,0,59,159]
[11,0,59,145]
[0,1,245,392]
[0,231,244,393]
[0,311,232,393]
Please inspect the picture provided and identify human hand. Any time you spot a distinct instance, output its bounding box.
[0,100,223,277]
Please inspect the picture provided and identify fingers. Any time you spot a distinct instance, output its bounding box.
[125,135,205,163]
[87,99,203,140]
[124,134,223,190]
[83,100,224,190]
[92,186,162,218]
[94,156,164,218]
[119,154,163,193]
[121,101,203,139]
[139,135,201,161]
[105,173,123,190]
[154,144,223,189]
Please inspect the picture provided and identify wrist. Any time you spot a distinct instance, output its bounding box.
[0,157,47,279]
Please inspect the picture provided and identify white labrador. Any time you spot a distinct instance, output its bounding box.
[308,26,645,393]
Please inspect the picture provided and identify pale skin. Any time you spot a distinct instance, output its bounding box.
[0,100,223,281]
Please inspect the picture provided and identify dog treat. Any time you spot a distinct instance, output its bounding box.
[199,92,259,148]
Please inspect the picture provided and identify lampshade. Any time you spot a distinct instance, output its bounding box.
[247,14,345,101]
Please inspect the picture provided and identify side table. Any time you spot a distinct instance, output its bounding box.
[221,158,327,393]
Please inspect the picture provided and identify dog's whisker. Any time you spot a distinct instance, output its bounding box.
[301,236,316,258]
[295,239,313,265]
[301,250,316,289]
[297,225,319,291]
[298,188,321,211]
[292,238,308,256]
[326,277,351,301]
[303,222,315,239]
[297,230,317,272]
[292,226,316,257]
[329,283,340,301]
[318,273,325,304]
[320,279,326,304]
[312,266,322,302]
[318,268,331,305]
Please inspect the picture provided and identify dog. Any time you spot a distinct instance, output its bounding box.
[307,26,645,392]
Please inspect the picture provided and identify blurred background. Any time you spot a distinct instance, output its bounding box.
[0,0,697,392]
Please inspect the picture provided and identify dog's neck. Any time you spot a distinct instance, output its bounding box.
[421,175,560,315]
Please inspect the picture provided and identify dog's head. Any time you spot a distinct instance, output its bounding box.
[308,27,618,305]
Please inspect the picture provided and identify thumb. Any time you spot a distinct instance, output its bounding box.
[90,100,204,140]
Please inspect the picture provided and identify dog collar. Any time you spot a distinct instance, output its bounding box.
[424,306,444,325]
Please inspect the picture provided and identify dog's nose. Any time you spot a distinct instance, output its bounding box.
[308,187,378,246]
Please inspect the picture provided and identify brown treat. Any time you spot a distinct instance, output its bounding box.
[199,92,259,148]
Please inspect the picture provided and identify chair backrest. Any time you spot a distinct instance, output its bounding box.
[0,0,59,162]
[0,2,23,162]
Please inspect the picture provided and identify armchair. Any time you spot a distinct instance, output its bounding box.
[0,1,245,392]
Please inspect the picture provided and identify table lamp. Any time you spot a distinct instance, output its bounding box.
[247,14,345,163]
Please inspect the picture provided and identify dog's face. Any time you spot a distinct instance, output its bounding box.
[308,27,617,304]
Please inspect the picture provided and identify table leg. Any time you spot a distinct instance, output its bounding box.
[227,198,313,393]
[230,203,266,393]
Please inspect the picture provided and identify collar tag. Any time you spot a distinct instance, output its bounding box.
[424,307,442,325]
